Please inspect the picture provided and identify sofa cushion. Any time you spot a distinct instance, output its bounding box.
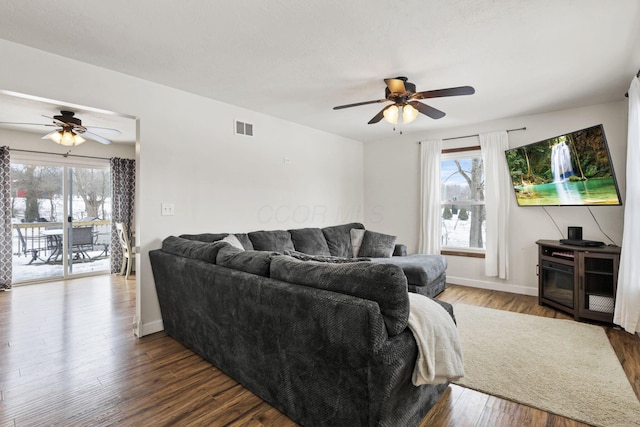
[270,256,409,336]
[358,230,397,258]
[284,250,370,263]
[162,236,226,263]
[322,222,365,258]
[216,245,276,277]
[288,227,331,256]
[248,230,295,253]
[371,254,448,287]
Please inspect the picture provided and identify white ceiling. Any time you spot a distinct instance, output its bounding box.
[0,0,639,143]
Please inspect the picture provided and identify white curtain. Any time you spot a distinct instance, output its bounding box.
[418,139,442,254]
[479,131,510,279]
[614,76,640,334]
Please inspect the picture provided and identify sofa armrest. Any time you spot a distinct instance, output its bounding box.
[393,244,407,257]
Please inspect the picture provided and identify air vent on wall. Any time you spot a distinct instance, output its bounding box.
[235,120,254,136]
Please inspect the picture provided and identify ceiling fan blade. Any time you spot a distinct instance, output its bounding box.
[42,115,68,126]
[80,131,112,145]
[384,78,406,94]
[333,99,388,110]
[85,126,122,135]
[412,86,475,100]
[41,130,61,140]
[408,101,446,120]
[0,121,56,128]
[368,106,390,124]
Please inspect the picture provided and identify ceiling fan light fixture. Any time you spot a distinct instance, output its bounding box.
[402,103,419,124]
[383,104,399,124]
[49,129,85,146]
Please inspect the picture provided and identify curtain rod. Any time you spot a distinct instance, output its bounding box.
[419,126,526,144]
[9,148,110,161]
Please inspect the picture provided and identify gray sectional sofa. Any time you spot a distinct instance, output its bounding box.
[149,223,452,426]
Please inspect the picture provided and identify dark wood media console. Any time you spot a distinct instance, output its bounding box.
[536,239,621,323]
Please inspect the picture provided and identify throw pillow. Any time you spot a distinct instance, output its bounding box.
[221,234,245,250]
[233,233,254,250]
[321,222,364,258]
[358,230,397,258]
[350,228,366,257]
[288,228,331,256]
[248,230,295,253]
[284,250,370,263]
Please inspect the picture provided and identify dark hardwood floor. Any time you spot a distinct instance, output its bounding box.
[0,277,638,426]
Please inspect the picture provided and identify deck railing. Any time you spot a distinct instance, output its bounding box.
[13,220,111,264]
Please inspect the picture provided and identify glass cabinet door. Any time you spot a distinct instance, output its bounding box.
[578,253,618,320]
[540,260,574,309]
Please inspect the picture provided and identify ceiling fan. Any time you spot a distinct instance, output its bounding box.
[333,77,475,125]
[0,110,121,146]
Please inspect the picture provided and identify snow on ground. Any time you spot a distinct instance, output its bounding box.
[441,214,486,249]
[12,250,111,283]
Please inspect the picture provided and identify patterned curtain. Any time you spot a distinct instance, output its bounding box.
[110,158,136,274]
[0,147,11,289]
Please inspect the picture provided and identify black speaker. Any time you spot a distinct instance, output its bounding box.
[568,226,583,240]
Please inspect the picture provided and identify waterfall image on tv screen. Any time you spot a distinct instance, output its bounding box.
[504,124,622,206]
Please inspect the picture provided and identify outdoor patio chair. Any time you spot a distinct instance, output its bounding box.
[15,226,46,264]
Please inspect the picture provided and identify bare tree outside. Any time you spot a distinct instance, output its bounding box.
[11,164,111,222]
[441,156,486,249]
[11,165,62,222]
[72,168,111,219]
[453,158,485,248]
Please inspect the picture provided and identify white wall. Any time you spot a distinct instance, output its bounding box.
[0,40,364,335]
[364,100,628,295]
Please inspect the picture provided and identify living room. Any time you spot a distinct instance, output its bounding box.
[1,1,639,425]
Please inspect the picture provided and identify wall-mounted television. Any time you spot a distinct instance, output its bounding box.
[504,124,622,206]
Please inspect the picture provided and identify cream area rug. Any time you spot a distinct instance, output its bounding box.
[452,304,640,427]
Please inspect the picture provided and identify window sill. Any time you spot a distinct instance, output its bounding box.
[441,249,486,259]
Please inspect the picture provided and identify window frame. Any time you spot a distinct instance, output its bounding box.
[440,145,486,258]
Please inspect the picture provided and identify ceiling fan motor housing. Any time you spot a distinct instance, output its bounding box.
[385,78,416,102]
[54,111,81,126]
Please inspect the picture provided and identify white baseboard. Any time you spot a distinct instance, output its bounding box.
[136,319,164,337]
[447,275,538,297]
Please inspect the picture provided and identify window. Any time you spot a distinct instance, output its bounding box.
[440,148,486,253]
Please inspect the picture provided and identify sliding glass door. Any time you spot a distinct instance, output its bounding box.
[10,157,111,283]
